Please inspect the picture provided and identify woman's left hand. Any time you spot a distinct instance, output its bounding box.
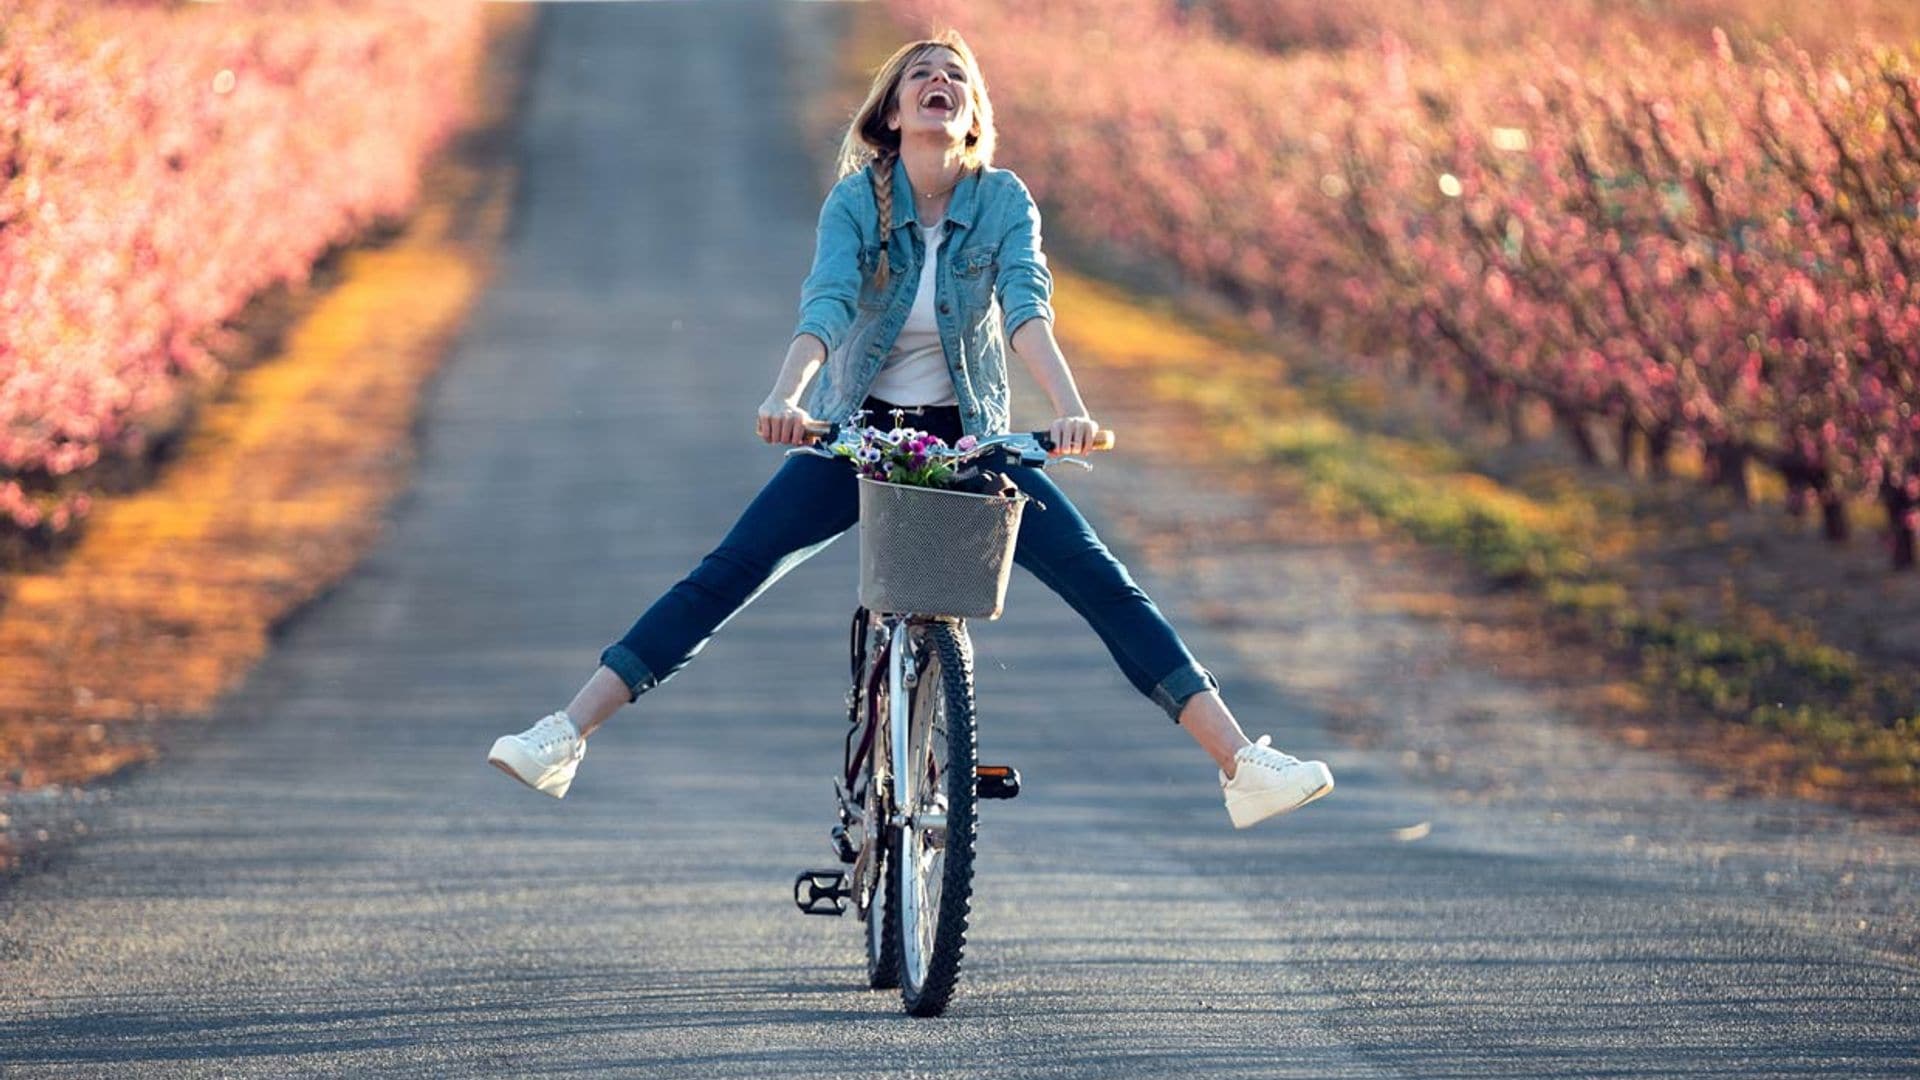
[1048,413,1101,456]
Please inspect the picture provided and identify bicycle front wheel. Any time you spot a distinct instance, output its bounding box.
[895,620,977,1017]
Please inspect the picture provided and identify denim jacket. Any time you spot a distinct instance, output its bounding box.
[792,157,1055,438]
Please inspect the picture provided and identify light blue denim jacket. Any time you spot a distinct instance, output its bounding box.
[793,158,1055,438]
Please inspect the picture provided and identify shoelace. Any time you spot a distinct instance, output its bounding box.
[1239,735,1301,772]
[526,714,576,756]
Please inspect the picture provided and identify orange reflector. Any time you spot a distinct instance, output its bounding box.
[975,766,1012,777]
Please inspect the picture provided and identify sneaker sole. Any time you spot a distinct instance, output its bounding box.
[1225,765,1334,829]
[487,738,576,799]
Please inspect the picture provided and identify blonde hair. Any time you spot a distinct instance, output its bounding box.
[835,31,997,288]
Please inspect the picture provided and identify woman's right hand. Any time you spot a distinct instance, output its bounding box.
[756,398,817,446]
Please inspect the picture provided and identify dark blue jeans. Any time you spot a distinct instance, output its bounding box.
[600,403,1217,721]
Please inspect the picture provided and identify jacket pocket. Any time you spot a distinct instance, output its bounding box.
[953,247,997,312]
[954,247,997,279]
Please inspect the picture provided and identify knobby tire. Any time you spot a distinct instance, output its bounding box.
[897,620,977,1017]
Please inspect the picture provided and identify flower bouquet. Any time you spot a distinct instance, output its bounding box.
[831,426,979,489]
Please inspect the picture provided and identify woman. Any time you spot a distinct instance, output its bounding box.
[487,31,1332,829]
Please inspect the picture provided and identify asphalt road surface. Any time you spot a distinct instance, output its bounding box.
[3,3,1916,1076]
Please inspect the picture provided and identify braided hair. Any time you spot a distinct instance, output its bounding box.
[868,149,899,289]
[833,31,997,290]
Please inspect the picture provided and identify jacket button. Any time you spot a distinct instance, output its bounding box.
[938,302,951,315]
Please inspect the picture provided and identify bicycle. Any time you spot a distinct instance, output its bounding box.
[789,418,1113,1017]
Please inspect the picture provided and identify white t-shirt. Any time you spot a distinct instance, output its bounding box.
[868,219,959,407]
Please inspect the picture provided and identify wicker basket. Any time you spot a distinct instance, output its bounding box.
[857,477,1028,618]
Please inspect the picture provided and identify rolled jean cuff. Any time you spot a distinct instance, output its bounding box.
[598,643,658,703]
[1150,663,1218,723]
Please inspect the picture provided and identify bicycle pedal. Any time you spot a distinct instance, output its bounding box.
[975,764,1021,800]
[793,869,850,916]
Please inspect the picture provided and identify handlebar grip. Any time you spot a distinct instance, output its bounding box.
[1034,429,1117,453]
[802,420,835,440]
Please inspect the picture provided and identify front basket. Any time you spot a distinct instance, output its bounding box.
[857,478,1027,619]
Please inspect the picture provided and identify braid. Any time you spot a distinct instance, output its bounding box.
[870,151,896,289]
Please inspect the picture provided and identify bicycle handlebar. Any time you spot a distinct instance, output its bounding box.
[798,420,1115,464]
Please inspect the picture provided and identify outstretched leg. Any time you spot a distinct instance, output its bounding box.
[588,452,860,727]
[1005,465,1332,823]
[1005,464,1215,715]
[490,453,856,798]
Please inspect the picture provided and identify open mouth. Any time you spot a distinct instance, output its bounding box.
[921,87,956,115]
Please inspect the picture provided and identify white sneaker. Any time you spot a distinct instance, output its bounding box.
[1220,735,1333,829]
[488,711,585,798]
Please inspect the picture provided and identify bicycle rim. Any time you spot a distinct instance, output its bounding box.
[896,621,976,1017]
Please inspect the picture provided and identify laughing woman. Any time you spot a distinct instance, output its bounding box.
[487,30,1333,828]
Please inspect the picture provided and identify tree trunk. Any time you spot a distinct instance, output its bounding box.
[1617,414,1638,474]
[1782,460,1850,542]
[1552,403,1600,466]
[1892,517,1916,570]
[1821,490,1849,542]
[1784,475,1809,518]
[1710,442,1751,506]
[1885,481,1916,570]
[1646,426,1673,480]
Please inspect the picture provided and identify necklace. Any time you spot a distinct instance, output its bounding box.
[915,174,958,227]
[877,151,963,199]
[918,174,960,199]
[900,160,962,200]
[914,183,954,230]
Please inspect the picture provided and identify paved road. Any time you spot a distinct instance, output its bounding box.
[3,3,1917,1076]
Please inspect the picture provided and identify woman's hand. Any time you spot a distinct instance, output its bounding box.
[1048,413,1101,456]
[757,398,818,446]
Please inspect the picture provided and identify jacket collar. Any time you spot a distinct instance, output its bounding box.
[885,154,980,233]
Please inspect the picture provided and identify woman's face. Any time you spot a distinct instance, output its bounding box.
[889,47,974,144]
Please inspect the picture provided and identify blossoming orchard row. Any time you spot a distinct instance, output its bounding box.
[1188,0,1920,62]
[0,0,483,539]
[892,0,1920,567]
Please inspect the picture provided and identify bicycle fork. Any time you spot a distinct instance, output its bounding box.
[887,620,938,845]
